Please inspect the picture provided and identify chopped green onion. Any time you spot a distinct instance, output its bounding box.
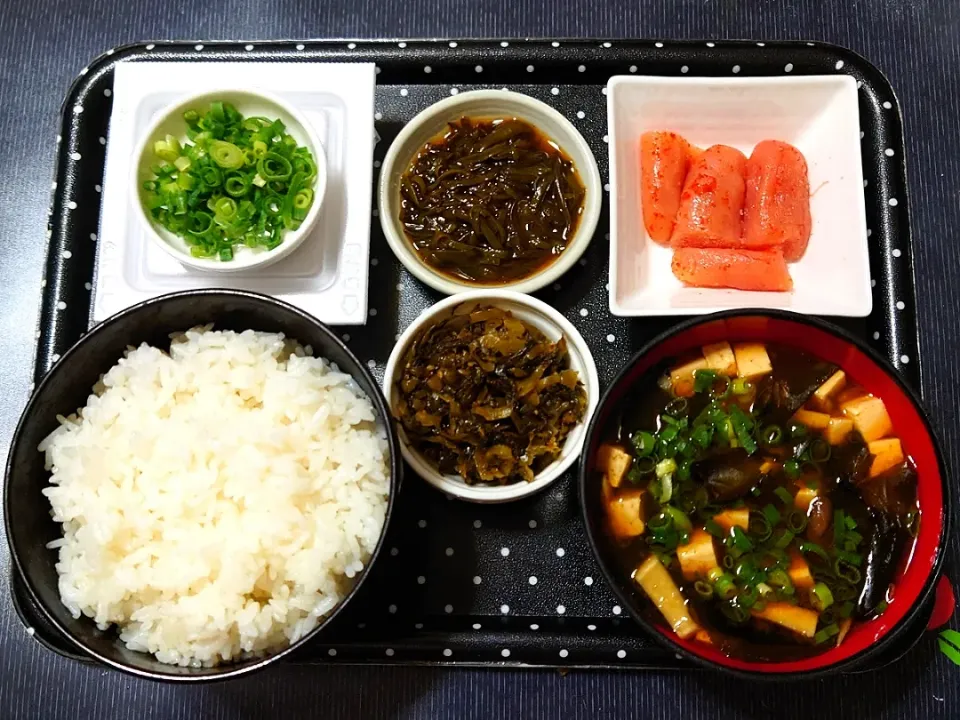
[655,458,677,479]
[767,569,794,595]
[835,560,862,584]
[814,623,840,645]
[811,582,834,611]
[722,553,735,570]
[835,549,863,567]
[209,140,246,169]
[731,377,752,395]
[786,510,808,534]
[838,600,855,618]
[713,573,737,600]
[626,456,656,483]
[141,101,317,262]
[721,602,750,624]
[648,511,672,532]
[761,425,783,446]
[734,559,760,584]
[293,188,314,211]
[784,459,801,480]
[224,173,251,198]
[258,151,293,181]
[694,580,714,599]
[738,584,760,609]
[691,424,714,449]
[762,504,782,526]
[773,529,796,550]
[710,376,732,399]
[730,526,754,552]
[631,431,656,458]
[663,506,693,533]
[664,397,688,417]
[705,519,725,538]
[748,514,773,542]
[789,423,809,440]
[693,369,718,394]
[809,439,832,463]
[799,541,831,564]
[728,406,757,455]
[774,486,794,505]
[874,601,889,615]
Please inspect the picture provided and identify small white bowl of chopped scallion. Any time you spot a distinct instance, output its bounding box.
[133,90,326,272]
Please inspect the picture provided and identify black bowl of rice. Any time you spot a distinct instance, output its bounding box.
[4,289,400,681]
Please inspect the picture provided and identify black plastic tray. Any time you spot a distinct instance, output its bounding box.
[18,39,925,671]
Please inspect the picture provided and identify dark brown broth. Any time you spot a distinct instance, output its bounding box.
[399,116,586,284]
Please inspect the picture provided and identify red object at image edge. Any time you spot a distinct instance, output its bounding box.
[593,314,945,674]
[927,577,955,630]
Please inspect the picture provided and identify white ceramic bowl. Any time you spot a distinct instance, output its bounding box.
[383,289,599,503]
[606,75,870,317]
[132,89,327,273]
[378,90,602,295]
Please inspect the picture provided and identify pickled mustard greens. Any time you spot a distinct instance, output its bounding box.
[399,117,587,284]
[141,101,317,261]
[597,342,920,662]
[394,305,587,485]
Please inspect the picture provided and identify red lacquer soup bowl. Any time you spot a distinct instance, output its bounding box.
[578,310,949,678]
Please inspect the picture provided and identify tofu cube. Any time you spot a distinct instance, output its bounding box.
[787,552,815,590]
[669,356,709,398]
[794,487,818,512]
[606,489,649,538]
[702,341,738,376]
[694,629,714,645]
[597,444,633,488]
[733,343,772,379]
[713,508,749,532]
[792,408,831,431]
[868,438,904,478]
[677,529,720,580]
[812,370,847,411]
[842,396,893,442]
[824,417,854,445]
[634,555,701,640]
[752,603,819,638]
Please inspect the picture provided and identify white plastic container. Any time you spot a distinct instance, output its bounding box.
[93,61,376,325]
[132,89,326,273]
[607,75,871,317]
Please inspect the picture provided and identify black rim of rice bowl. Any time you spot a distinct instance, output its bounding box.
[4,289,401,681]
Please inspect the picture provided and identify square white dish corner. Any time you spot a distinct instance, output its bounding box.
[93,61,377,325]
[606,74,871,318]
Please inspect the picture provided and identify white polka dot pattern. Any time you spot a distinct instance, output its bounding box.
[34,38,921,670]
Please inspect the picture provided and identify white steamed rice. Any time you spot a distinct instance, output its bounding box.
[39,327,390,667]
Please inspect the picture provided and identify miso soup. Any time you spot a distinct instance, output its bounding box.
[596,341,919,661]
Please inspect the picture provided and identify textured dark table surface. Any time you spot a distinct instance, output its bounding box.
[2,1,959,718]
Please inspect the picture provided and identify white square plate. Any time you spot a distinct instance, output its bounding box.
[93,61,376,325]
[607,75,871,317]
